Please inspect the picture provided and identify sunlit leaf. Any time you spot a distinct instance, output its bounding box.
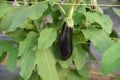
[20,49,36,80]
[28,2,48,20]
[58,58,72,68]
[7,48,18,72]
[38,28,57,49]
[102,41,120,75]
[10,7,30,31]
[73,45,86,70]
[82,29,114,53]
[35,48,59,80]
[84,12,113,34]
[0,6,29,32]
[19,31,38,56]
[0,2,12,17]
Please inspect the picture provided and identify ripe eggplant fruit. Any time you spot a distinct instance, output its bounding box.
[59,22,73,60]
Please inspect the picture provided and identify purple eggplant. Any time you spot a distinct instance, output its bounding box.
[59,22,73,60]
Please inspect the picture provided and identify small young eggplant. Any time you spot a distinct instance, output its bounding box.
[59,22,73,60]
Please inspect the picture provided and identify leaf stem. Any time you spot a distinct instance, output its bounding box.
[56,3,66,16]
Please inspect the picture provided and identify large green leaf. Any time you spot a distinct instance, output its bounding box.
[28,2,48,20]
[0,2,12,17]
[35,48,59,80]
[38,28,57,49]
[112,8,120,17]
[20,49,36,80]
[102,41,120,75]
[84,12,113,34]
[7,48,18,72]
[19,31,38,56]
[73,45,86,70]
[0,2,48,31]
[9,7,30,31]
[0,7,18,31]
[82,29,114,53]
[0,6,29,32]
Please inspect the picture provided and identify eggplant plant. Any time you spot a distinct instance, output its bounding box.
[0,0,120,80]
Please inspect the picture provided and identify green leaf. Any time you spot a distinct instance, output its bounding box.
[73,32,96,60]
[0,7,18,31]
[67,71,82,80]
[82,29,114,53]
[84,12,113,34]
[20,49,36,80]
[51,10,61,24]
[67,70,89,80]
[19,31,38,56]
[9,7,30,31]
[82,44,96,61]
[57,65,89,80]
[49,0,61,5]
[0,3,48,31]
[7,29,27,43]
[0,40,18,72]
[112,8,120,17]
[58,58,72,68]
[73,45,86,70]
[78,64,89,78]
[0,6,29,32]
[7,48,18,72]
[38,28,57,49]
[0,2,12,17]
[0,40,16,55]
[35,48,59,80]
[28,2,48,20]
[102,41,120,75]
[73,13,85,25]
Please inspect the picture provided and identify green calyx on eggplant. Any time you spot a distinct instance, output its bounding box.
[59,22,73,60]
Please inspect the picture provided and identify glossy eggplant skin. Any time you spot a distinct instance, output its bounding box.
[59,22,73,60]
